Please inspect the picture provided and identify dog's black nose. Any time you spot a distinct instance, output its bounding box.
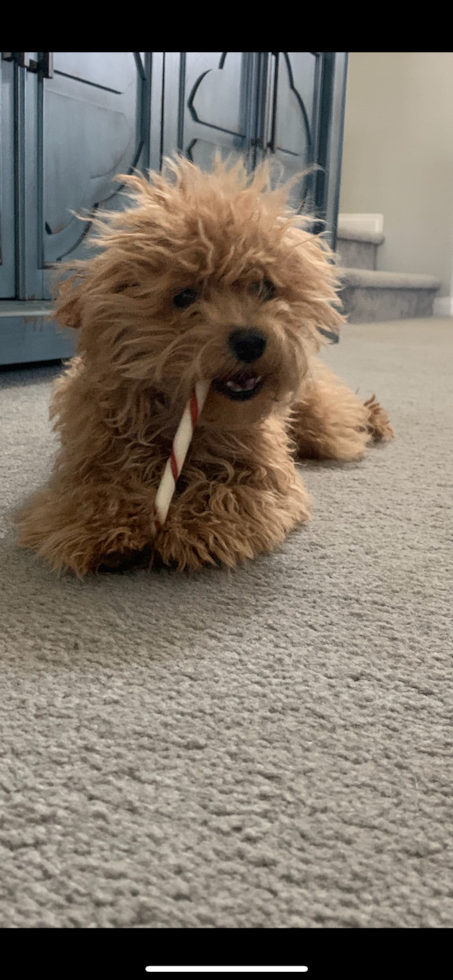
[228,328,267,363]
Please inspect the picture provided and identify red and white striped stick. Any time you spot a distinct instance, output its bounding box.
[154,380,210,526]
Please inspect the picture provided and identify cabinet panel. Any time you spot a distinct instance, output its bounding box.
[0,58,15,298]
[162,52,255,170]
[271,52,321,210]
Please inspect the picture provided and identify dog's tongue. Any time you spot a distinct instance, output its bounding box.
[226,375,261,392]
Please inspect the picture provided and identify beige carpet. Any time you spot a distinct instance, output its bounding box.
[1,319,452,928]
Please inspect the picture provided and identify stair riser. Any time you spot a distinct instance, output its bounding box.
[341,286,437,323]
[337,239,378,271]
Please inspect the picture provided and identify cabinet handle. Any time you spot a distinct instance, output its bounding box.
[2,52,30,67]
[266,52,278,154]
[2,52,53,78]
[28,53,54,78]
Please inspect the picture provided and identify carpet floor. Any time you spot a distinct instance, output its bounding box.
[0,319,452,929]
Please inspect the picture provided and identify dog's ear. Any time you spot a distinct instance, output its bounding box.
[53,274,84,330]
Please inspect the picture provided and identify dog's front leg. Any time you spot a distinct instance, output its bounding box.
[15,480,155,578]
[153,465,311,572]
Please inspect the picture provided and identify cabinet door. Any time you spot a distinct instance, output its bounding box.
[5,52,155,301]
[40,52,154,298]
[267,52,347,246]
[0,53,161,364]
[265,52,322,212]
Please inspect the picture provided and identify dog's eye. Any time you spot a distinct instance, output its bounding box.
[251,279,277,301]
[173,288,198,309]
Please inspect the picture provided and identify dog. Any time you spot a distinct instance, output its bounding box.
[15,155,393,576]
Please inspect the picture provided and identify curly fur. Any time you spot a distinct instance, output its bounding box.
[15,155,393,576]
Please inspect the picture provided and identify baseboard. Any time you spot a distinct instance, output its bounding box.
[433,296,453,316]
[338,213,384,235]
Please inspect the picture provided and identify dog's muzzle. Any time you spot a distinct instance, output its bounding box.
[212,327,266,400]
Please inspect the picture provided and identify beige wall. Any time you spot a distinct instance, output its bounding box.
[339,52,453,298]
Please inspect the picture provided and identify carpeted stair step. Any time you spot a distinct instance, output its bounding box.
[336,228,385,271]
[338,268,441,324]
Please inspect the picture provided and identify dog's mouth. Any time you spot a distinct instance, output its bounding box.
[211,371,264,402]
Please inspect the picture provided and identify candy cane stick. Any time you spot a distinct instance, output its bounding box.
[154,380,210,526]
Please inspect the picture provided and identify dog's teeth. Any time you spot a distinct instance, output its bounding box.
[226,376,261,392]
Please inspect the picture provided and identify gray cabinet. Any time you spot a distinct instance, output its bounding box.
[0,52,347,365]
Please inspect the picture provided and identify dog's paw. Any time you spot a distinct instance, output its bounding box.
[364,395,394,442]
[154,521,247,572]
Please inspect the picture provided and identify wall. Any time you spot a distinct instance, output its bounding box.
[339,52,453,301]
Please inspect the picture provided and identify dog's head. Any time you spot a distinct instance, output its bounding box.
[55,156,343,428]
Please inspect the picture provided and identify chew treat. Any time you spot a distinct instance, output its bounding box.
[154,380,210,526]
